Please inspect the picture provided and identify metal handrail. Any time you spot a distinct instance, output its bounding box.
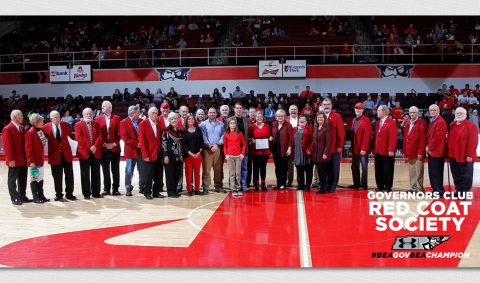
[1,43,480,72]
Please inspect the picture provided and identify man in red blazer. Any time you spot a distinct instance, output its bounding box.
[447,107,479,196]
[75,107,103,199]
[426,104,448,196]
[373,105,398,192]
[322,98,345,192]
[140,106,166,199]
[2,110,29,205]
[349,103,372,190]
[120,105,142,196]
[43,110,76,201]
[403,106,428,193]
[97,101,122,196]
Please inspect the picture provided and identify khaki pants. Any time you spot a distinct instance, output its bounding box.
[408,158,424,191]
[228,156,242,190]
[202,148,223,190]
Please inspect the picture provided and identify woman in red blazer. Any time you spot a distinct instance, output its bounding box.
[25,113,49,203]
[311,111,332,194]
[270,109,293,190]
[291,116,314,191]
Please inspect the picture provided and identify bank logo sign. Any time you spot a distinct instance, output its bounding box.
[392,236,450,250]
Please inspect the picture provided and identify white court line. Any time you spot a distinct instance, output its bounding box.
[297,190,312,268]
[187,200,223,231]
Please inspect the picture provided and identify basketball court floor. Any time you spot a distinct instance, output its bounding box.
[0,161,478,268]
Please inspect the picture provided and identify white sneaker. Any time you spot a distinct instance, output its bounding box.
[237,190,243,196]
[232,190,238,196]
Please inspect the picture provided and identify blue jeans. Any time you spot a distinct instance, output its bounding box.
[125,158,137,193]
[241,155,248,189]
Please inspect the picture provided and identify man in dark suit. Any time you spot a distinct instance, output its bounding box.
[43,110,76,201]
[120,105,142,196]
[97,101,122,196]
[426,104,448,196]
[373,105,398,192]
[2,110,30,205]
[139,106,166,199]
[229,102,250,192]
[75,107,103,199]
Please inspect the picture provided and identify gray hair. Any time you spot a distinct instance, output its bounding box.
[220,105,230,112]
[82,107,93,116]
[378,105,390,115]
[428,104,440,111]
[49,110,60,119]
[148,106,159,115]
[127,105,140,116]
[167,112,179,122]
[275,109,286,118]
[10,109,22,120]
[196,109,206,116]
[408,106,419,113]
[29,113,44,125]
[102,100,113,111]
[455,107,467,115]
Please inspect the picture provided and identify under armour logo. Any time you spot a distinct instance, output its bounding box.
[392,236,449,250]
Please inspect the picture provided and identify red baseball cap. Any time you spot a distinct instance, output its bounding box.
[161,102,170,109]
[354,102,365,109]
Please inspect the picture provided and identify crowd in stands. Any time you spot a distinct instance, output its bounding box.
[2,83,479,148]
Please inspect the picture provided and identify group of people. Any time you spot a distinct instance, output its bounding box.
[2,96,478,205]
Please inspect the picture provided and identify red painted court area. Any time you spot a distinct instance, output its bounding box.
[0,188,478,267]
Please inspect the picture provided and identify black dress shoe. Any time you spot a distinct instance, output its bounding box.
[101,191,111,196]
[145,195,153,200]
[317,190,326,194]
[112,191,122,196]
[33,199,44,204]
[202,189,209,195]
[139,189,145,194]
[84,196,91,200]
[65,195,77,201]
[188,191,194,197]
[125,192,133,197]
[12,199,22,205]
[168,194,180,198]
[153,194,166,198]
[286,183,292,188]
[194,191,204,196]
[92,195,104,198]
[54,196,64,201]
[347,185,358,189]
[21,197,32,203]
[41,197,51,202]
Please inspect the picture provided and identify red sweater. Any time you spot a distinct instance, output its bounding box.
[248,123,271,155]
[224,131,246,156]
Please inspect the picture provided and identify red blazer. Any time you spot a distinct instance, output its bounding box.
[96,114,121,153]
[120,117,141,159]
[373,117,398,156]
[1,122,26,166]
[327,111,345,152]
[25,127,45,167]
[427,116,447,157]
[351,115,372,155]
[43,121,73,165]
[447,119,479,163]
[402,118,427,158]
[291,125,313,157]
[74,120,103,159]
[248,123,271,156]
[270,121,293,156]
[139,118,164,161]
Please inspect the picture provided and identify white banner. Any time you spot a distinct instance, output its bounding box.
[70,65,92,82]
[49,65,70,82]
[258,60,282,78]
[283,60,307,78]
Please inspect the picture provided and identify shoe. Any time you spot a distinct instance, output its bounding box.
[139,189,145,194]
[347,185,358,189]
[176,190,182,195]
[168,194,180,198]
[203,188,209,195]
[261,184,268,191]
[112,191,122,196]
[219,188,227,193]
[188,191,194,196]
[84,196,91,200]
[12,199,22,205]
[92,195,104,198]
[145,195,153,200]
[297,187,304,190]
[41,197,51,202]
[65,195,77,201]
[194,191,203,196]
[21,197,32,203]
[101,191,111,196]
[237,190,243,196]
[384,189,392,193]
[317,190,326,194]
[54,196,64,201]
[125,192,133,197]
[33,199,44,204]
[279,186,285,190]
[232,190,238,196]
[305,187,311,192]
[153,194,166,198]
[357,187,368,190]
[286,182,292,187]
